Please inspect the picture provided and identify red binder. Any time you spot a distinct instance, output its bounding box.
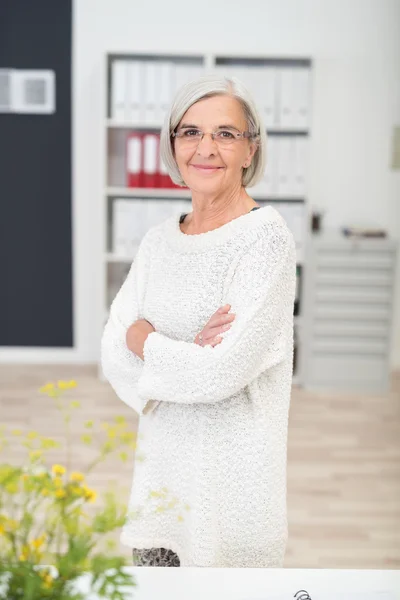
[126,132,143,188]
[142,133,159,188]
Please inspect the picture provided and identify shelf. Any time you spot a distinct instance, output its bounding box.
[105,253,133,263]
[106,187,191,198]
[106,187,305,203]
[106,119,309,136]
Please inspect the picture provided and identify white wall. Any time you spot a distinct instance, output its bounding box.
[13,0,400,366]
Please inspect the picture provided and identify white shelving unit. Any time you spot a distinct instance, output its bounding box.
[102,52,313,386]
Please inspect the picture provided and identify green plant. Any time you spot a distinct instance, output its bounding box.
[0,380,138,600]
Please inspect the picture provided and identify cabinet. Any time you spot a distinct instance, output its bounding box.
[300,235,398,393]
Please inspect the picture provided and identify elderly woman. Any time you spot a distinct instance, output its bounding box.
[101,74,296,568]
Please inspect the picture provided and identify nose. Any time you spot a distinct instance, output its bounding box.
[196,132,217,156]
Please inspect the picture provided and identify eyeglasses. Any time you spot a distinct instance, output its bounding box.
[171,127,256,147]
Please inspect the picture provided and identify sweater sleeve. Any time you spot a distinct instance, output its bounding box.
[101,233,158,417]
[137,224,296,405]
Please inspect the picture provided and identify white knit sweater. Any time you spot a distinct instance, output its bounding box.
[101,205,296,568]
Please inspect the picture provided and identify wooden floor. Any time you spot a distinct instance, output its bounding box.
[1,364,399,569]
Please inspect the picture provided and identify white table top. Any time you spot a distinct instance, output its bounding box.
[80,568,400,600]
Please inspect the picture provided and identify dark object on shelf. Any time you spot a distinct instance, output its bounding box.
[293,326,298,376]
[294,265,302,316]
[342,227,387,238]
[311,211,323,233]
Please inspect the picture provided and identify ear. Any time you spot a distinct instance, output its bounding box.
[243,142,257,168]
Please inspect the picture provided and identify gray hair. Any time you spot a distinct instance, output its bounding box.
[160,74,267,188]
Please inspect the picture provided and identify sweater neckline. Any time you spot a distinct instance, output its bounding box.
[164,205,274,253]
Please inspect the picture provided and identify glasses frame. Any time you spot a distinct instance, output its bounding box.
[171,127,256,146]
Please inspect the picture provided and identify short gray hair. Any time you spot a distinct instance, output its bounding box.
[160,74,267,188]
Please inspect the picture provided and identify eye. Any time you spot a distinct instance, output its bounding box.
[217,130,236,139]
[183,129,201,137]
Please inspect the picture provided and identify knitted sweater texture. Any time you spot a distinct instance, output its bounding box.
[101,205,296,567]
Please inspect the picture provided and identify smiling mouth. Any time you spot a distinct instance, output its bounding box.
[190,165,223,170]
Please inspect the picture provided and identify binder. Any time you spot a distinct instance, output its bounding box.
[293,66,311,130]
[111,60,128,121]
[293,137,308,197]
[142,133,159,188]
[143,61,158,124]
[276,137,295,197]
[158,61,174,123]
[126,132,143,188]
[265,135,279,197]
[263,66,278,128]
[127,60,144,123]
[112,198,132,256]
[277,67,295,129]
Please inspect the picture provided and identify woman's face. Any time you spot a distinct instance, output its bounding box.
[173,95,257,195]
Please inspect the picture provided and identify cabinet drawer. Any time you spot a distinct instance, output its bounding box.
[315,305,390,320]
[316,251,393,270]
[315,287,392,304]
[307,354,386,385]
[311,338,387,355]
[313,321,388,338]
[315,270,393,287]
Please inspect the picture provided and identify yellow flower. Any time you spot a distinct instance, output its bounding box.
[19,552,28,562]
[177,515,184,522]
[27,431,38,440]
[84,420,93,429]
[70,401,80,409]
[29,450,43,461]
[82,485,97,503]
[39,383,55,393]
[81,434,92,445]
[5,483,18,494]
[68,380,77,388]
[70,485,83,496]
[41,572,53,588]
[6,519,19,531]
[41,489,49,497]
[57,380,69,389]
[52,464,66,476]
[32,535,46,549]
[0,524,5,535]
[70,471,84,483]
[55,488,66,499]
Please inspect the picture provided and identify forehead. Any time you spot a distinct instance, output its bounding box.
[180,95,247,128]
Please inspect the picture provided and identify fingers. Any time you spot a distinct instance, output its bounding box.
[208,311,236,330]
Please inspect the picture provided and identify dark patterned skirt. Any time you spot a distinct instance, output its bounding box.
[132,547,181,567]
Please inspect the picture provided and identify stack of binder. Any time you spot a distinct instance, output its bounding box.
[112,198,191,257]
[111,59,204,124]
[126,132,181,189]
[216,64,311,130]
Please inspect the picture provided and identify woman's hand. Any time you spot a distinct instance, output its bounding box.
[126,319,155,360]
[194,304,236,348]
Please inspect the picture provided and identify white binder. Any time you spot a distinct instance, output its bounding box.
[293,137,308,197]
[111,60,128,121]
[265,135,279,197]
[261,66,278,129]
[143,61,158,124]
[277,67,295,129]
[276,137,295,197]
[158,61,174,123]
[112,199,131,256]
[127,61,144,123]
[293,67,311,130]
